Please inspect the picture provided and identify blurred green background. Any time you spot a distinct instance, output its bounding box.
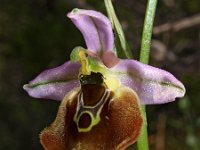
[0,0,199,149]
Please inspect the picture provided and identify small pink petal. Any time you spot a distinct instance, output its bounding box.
[101,51,120,68]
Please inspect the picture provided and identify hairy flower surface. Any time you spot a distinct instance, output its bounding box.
[24,9,185,150]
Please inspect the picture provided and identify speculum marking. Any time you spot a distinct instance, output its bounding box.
[73,87,111,132]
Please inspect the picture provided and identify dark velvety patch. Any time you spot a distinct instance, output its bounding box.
[81,84,105,106]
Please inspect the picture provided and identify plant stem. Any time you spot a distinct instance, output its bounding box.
[137,0,158,150]
[104,0,133,59]
[137,106,149,150]
[139,0,158,64]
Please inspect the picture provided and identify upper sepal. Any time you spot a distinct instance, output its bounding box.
[111,59,186,104]
[23,61,80,100]
[67,9,114,54]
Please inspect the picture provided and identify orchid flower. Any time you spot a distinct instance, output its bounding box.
[23,9,185,150]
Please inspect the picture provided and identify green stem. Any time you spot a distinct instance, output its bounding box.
[137,106,149,150]
[139,0,158,64]
[137,0,157,150]
[104,0,133,59]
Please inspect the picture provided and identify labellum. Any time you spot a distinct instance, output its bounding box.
[40,72,143,150]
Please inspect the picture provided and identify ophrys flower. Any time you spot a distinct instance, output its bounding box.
[23,9,185,150]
